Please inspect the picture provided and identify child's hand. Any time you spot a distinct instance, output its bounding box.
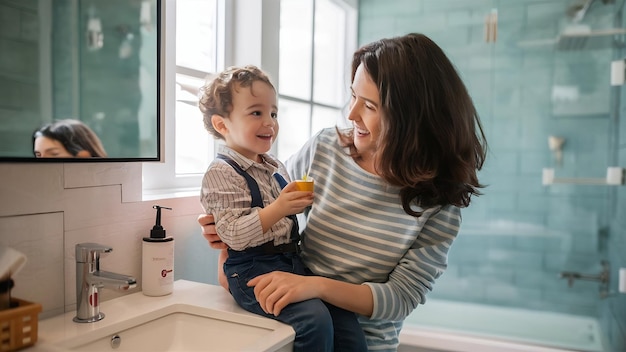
[274,181,314,216]
[259,181,314,233]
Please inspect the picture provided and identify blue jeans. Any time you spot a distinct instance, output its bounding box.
[225,250,367,352]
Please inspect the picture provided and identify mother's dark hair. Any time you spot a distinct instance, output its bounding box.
[33,119,108,157]
[341,33,487,216]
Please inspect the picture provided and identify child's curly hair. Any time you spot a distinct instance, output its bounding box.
[198,65,275,140]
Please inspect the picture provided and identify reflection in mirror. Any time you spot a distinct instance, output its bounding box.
[0,0,160,161]
[33,119,108,158]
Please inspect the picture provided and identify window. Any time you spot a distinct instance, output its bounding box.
[143,0,356,194]
[174,0,218,175]
[143,0,221,193]
[277,0,357,161]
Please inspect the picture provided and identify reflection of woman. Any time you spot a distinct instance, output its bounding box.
[33,119,108,158]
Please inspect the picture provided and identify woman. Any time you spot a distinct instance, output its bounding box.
[33,119,107,158]
[199,32,487,350]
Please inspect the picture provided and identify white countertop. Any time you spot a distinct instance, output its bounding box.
[32,280,294,351]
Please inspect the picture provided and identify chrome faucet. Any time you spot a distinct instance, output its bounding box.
[559,260,610,298]
[73,243,137,323]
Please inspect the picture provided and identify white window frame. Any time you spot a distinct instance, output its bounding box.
[142,0,227,195]
[142,0,356,197]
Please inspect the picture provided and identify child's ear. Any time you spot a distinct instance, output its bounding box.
[211,114,227,136]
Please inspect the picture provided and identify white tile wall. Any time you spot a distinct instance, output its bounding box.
[0,163,216,319]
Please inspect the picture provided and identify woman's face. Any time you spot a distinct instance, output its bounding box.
[348,63,381,158]
[34,136,74,158]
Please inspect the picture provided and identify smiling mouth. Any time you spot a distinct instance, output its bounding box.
[354,126,370,136]
[257,134,273,140]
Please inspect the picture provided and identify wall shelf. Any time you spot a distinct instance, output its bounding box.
[542,167,624,186]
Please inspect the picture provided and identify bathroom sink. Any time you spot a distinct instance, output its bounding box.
[35,280,294,352]
[63,307,285,351]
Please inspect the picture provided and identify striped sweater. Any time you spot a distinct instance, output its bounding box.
[286,128,461,351]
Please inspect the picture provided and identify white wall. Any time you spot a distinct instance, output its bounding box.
[0,162,218,319]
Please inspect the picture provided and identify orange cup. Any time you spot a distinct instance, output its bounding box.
[295,179,314,192]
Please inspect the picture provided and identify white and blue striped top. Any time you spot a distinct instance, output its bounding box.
[286,128,462,351]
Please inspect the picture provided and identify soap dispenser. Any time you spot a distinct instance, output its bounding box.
[142,205,174,296]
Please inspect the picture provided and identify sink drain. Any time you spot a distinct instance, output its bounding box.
[110,334,121,349]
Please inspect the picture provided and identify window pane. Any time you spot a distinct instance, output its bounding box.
[313,0,347,106]
[176,0,217,72]
[276,100,311,161]
[279,0,313,100]
[311,105,342,134]
[175,0,217,175]
[175,75,212,174]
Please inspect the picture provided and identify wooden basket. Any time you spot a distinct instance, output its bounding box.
[0,298,42,352]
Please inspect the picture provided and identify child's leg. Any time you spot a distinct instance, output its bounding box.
[296,260,368,350]
[224,253,287,315]
[225,254,334,351]
[276,298,334,352]
[324,302,368,352]
[228,279,334,351]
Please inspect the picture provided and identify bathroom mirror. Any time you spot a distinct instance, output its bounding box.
[0,0,161,162]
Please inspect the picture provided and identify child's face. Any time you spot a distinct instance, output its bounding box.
[223,80,278,161]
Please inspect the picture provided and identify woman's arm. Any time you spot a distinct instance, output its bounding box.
[216,248,229,291]
[248,204,461,320]
[365,204,461,321]
[197,213,229,291]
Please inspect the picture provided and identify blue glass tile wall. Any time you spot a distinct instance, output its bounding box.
[359,0,625,349]
[0,0,41,153]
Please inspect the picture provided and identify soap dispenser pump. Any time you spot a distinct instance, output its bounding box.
[142,205,174,296]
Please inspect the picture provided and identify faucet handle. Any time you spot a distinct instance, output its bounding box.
[75,243,113,263]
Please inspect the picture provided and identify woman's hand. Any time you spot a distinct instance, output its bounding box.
[248,271,321,316]
[251,271,375,318]
[197,213,228,250]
